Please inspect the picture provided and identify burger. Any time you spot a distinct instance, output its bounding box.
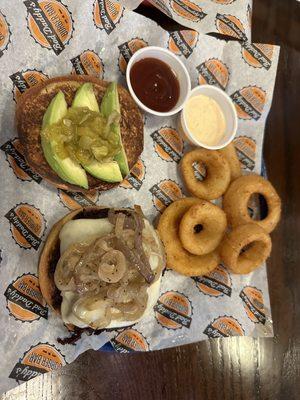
[16,75,143,192]
[39,206,165,331]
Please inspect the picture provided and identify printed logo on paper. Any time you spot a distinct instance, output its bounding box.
[168,30,198,59]
[204,316,244,338]
[170,0,207,23]
[241,43,274,70]
[9,343,65,382]
[5,203,46,251]
[118,38,148,75]
[192,160,206,181]
[193,264,232,297]
[154,291,192,329]
[10,69,49,102]
[151,0,172,18]
[93,0,124,35]
[233,136,256,171]
[215,14,246,40]
[151,127,184,163]
[211,0,236,4]
[111,329,149,352]
[0,11,11,57]
[24,0,74,55]
[4,274,48,322]
[120,158,146,190]
[70,50,104,78]
[197,58,229,90]
[230,86,266,120]
[1,138,42,183]
[240,286,266,324]
[58,189,99,210]
[150,179,183,212]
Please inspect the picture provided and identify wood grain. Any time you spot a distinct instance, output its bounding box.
[2,0,300,399]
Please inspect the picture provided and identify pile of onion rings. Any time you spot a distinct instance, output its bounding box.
[158,145,281,276]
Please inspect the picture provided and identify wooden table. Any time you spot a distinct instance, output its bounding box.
[2,1,299,399]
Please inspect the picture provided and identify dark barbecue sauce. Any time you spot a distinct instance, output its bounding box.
[130,58,180,112]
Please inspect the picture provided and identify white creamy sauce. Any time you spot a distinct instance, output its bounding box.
[184,94,226,146]
[59,218,162,329]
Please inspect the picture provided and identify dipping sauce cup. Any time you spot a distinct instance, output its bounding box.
[179,85,238,150]
[126,46,191,117]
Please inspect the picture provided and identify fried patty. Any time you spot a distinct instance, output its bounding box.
[16,75,144,192]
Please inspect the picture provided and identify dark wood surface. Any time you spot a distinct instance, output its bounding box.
[2,1,300,399]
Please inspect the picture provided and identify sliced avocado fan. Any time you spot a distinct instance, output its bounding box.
[100,82,130,177]
[71,83,123,183]
[72,83,100,113]
[41,91,89,189]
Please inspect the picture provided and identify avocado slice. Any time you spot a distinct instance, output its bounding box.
[72,83,100,113]
[42,91,89,189]
[71,84,123,183]
[84,160,123,182]
[100,82,130,177]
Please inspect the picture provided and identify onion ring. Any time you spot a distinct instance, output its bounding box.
[223,174,281,233]
[179,201,227,256]
[180,148,231,200]
[219,223,272,274]
[218,143,242,181]
[157,198,220,276]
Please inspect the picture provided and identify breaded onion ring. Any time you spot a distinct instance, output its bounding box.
[157,198,220,276]
[223,174,281,233]
[219,223,272,274]
[218,143,242,181]
[179,201,227,256]
[180,148,231,200]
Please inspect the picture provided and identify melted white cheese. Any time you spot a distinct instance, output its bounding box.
[59,218,114,254]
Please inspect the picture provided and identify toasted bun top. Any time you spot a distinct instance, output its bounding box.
[16,75,143,192]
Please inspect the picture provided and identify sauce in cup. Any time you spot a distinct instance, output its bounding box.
[129,57,180,113]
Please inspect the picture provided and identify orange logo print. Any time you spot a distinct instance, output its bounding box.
[0,11,11,57]
[24,0,74,55]
[154,291,192,329]
[118,38,148,75]
[120,159,145,190]
[5,203,46,250]
[241,43,274,70]
[70,50,104,79]
[9,343,65,382]
[4,274,48,322]
[58,189,99,210]
[93,0,124,35]
[170,0,206,22]
[168,30,198,59]
[231,86,266,120]
[240,286,266,324]
[150,179,183,212]
[151,127,184,163]
[194,264,232,297]
[211,0,236,3]
[111,329,149,352]
[215,14,246,40]
[204,316,244,338]
[233,136,256,171]
[197,58,229,90]
[1,138,42,183]
[10,69,49,102]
